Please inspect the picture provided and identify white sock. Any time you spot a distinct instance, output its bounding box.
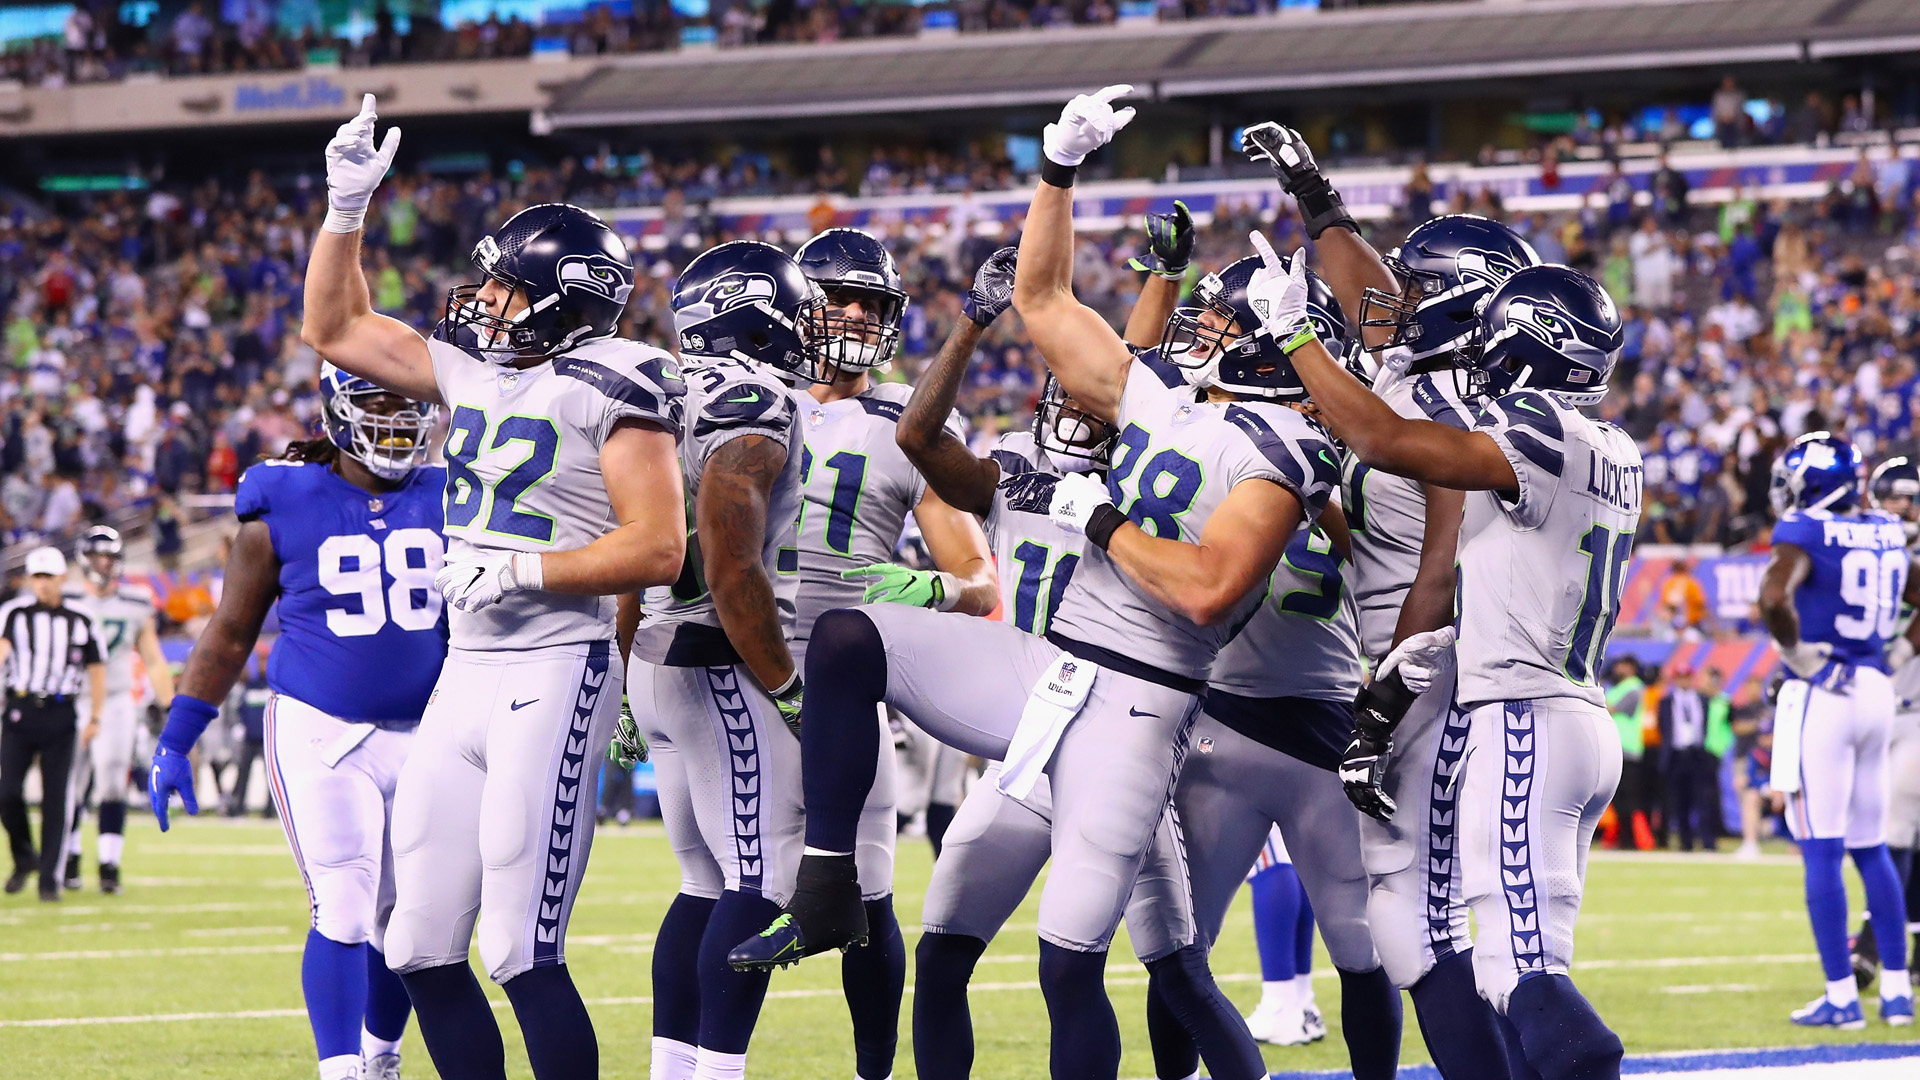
[1293,972,1317,1009]
[651,1037,698,1080]
[1162,1072,1199,1080]
[98,833,124,866]
[855,1074,893,1080]
[692,1047,746,1080]
[362,1029,401,1059]
[64,828,83,860]
[1257,979,1294,1011]
[1882,969,1913,999]
[1826,976,1860,1007]
[318,1053,362,1080]
[803,846,853,858]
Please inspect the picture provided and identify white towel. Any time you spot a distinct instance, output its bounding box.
[320,723,376,768]
[1770,679,1808,794]
[997,653,1097,802]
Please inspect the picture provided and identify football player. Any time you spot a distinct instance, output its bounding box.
[295,96,688,1080]
[1241,828,1324,1045]
[150,365,443,1080]
[733,86,1336,1080]
[62,525,174,894]
[1854,457,1920,991]
[1759,434,1914,1029]
[788,226,1002,1080]
[1270,252,1638,1079]
[619,240,814,1080]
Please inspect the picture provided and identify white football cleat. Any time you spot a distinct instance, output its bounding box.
[1301,1002,1328,1042]
[1244,1002,1313,1046]
[363,1052,402,1079]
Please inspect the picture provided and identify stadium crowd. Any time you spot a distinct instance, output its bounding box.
[2,141,1919,565]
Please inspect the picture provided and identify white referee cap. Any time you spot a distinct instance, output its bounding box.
[24,546,67,577]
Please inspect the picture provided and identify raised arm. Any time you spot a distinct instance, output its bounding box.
[1121,201,1193,349]
[1012,86,1140,423]
[896,248,1017,517]
[299,95,440,403]
[699,435,797,695]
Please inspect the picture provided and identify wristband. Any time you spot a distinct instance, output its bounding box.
[1279,322,1319,356]
[1084,503,1129,551]
[932,571,962,612]
[771,670,802,700]
[1289,176,1358,240]
[1353,669,1417,741]
[158,694,221,755]
[322,206,367,234]
[511,552,545,592]
[1041,159,1078,189]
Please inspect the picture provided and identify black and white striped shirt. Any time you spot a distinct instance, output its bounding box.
[1,599,104,701]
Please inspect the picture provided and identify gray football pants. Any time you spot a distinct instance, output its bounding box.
[631,656,897,906]
[859,603,1201,951]
[921,763,1195,961]
[1123,710,1380,973]
[1359,658,1476,989]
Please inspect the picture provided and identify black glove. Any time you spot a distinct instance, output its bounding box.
[1353,667,1419,742]
[1127,200,1194,279]
[963,246,1019,327]
[1240,122,1357,239]
[997,470,1062,516]
[1340,733,1396,823]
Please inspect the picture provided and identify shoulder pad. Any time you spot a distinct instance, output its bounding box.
[858,395,906,422]
[692,373,797,440]
[118,583,158,607]
[1135,349,1187,392]
[552,347,684,421]
[235,459,313,522]
[1410,374,1475,431]
[1224,403,1340,507]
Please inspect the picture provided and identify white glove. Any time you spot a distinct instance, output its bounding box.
[435,552,543,613]
[1245,231,1313,349]
[1890,636,1916,672]
[1376,626,1456,697]
[323,93,401,232]
[1778,639,1834,680]
[1047,471,1116,536]
[1043,85,1137,167]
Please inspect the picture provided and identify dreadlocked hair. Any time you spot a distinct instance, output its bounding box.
[277,437,340,466]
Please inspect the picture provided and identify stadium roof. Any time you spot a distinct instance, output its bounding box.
[542,0,1920,129]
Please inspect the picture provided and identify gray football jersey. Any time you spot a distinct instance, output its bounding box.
[632,360,803,665]
[1046,359,1341,681]
[1344,373,1477,662]
[64,583,157,696]
[427,330,685,652]
[1455,389,1644,709]
[982,431,1086,637]
[791,381,964,649]
[1208,518,1362,702]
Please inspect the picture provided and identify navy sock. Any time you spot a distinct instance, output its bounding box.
[97,800,126,842]
[1851,844,1912,973]
[1497,1008,1547,1080]
[1144,966,1200,1080]
[801,609,890,854]
[1800,837,1852,982]
[1037,941,1121,1080]
[1898,846,1920,925]
[913,932,988,1080]
[398,962,507,1080]
[1409,950,1510,1080]
[1506,972,1623,1080]
[1145,944,1266,1080]
[300,929,367,1061]
[699,889,783,1054]
[654,893,717,1044]
[502,965,597,1080]
[1249,862,1304,981]
[842,897,905,1080]
[1338,966,1403,1080]
[364,946,412,1044]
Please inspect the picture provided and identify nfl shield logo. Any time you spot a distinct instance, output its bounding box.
[367,498,384,513]
[1058,661,1077,683]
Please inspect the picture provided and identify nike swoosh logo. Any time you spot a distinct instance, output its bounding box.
[510,698,539,711]
[1318,448,1339,469]
[1512,398,1547,416]
[1128,707,1159,718]
[726,391,764,405]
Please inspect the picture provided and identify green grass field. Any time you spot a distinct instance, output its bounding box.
[1,816,1914,1078]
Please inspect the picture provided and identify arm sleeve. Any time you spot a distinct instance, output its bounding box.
[1475,390,1570,530]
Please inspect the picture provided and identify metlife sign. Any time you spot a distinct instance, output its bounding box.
[233,76,351,115]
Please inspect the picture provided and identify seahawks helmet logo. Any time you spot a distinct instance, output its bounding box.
[1453,246,1527,291]
[557,254,634,305]
[1498,297,1613,372]
[701,272,778,311]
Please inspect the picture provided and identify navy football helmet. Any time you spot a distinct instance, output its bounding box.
[1358,214,1539,363]
[1772,432,1864,517]
[320,361,437,481]
[672,240,830,383]
[446,203,635,364]
[796,228,909,372]
[1035,375,1116,471]
[1869,455,1920,532]
[77,524,124,588]
[1460,264,1622,406]
[1158,253,1347,401]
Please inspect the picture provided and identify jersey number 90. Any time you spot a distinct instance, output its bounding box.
[1836,548,1908,642]
[318,529,445,637]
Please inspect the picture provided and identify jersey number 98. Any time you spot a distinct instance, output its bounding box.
[318,529,446,638]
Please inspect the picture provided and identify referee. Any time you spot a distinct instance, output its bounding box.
[1,547,105,901]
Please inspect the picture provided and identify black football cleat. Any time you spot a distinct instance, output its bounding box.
[728,853,868,972]
[1851,922,1881,991]
[63,854,82,891]
[4,868,28,895]
[99,863,121,895]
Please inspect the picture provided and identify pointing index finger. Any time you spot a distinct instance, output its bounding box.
[1248,230,1281,271]
[1091,84,1133,105]
[357,93,377,121]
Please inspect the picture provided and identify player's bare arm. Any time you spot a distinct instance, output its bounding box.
[1012,86,1139,422]
[1319,499,1353,560]
[82,660,106,747]
[616,592,641,671]
[299,95,439,403]
[700,432,798,694]
[175,520,280,705]
[536,418,687,595]
[896,247,1018,517]
[137,621,176,706]
[1759,542,1813,647]
[911,488,999,617]
[1105,478,1303,626]
[1392,483,1465,648]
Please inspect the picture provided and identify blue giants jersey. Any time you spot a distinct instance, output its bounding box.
[235,460,450,722]
[1772,508,1911,670]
